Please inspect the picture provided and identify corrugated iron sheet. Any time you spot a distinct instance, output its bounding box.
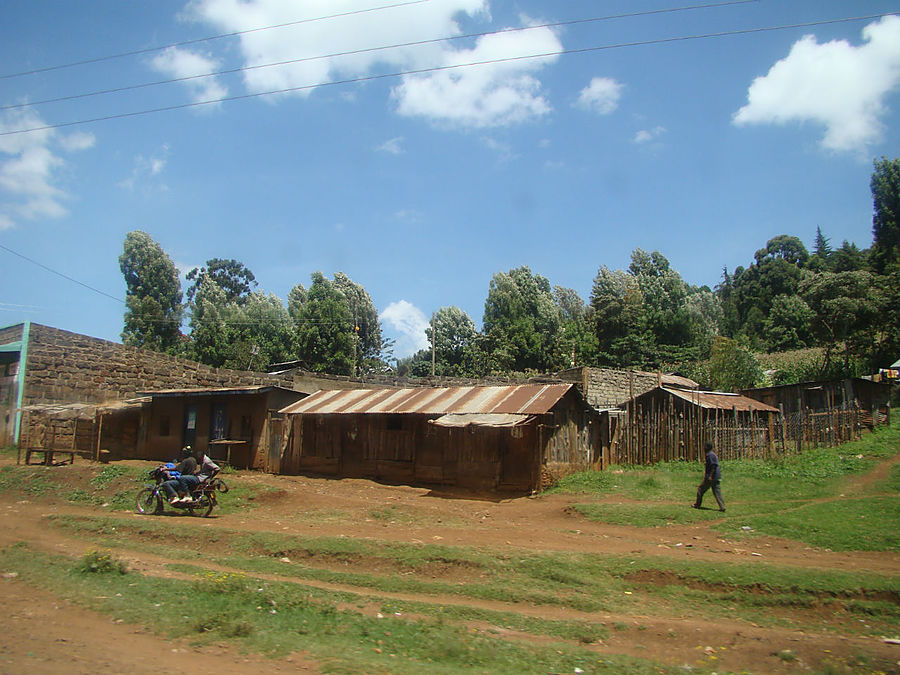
[430,413,534,428]
[279,384,573,416]
[663,387,779,412]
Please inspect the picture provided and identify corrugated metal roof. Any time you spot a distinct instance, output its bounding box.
[663,387,780,412]
[430,413,534,428]
[279,383,573,415]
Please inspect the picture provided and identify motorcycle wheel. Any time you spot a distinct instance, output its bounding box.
[136,487,161,515]
[189,495,215,518]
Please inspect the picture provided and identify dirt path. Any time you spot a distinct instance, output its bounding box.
[1,457,898,673]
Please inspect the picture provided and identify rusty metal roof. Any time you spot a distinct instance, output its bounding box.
[279,383,574,415]
[662,387,780,412]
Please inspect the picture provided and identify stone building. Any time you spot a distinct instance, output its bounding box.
[0,322,299,455]
[551,366,699,409]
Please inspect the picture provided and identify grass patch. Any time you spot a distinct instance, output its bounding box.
[44,512,900,636]
[0,544,679,675]
[550,421,900,550]
[0,462,263,515]
[879,464,900,493]
[716,497,900,552]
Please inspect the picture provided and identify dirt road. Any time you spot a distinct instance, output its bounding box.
[1,463,898,673]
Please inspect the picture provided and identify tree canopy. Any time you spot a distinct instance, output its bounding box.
[118,157,899,387]
[119,231,184,353]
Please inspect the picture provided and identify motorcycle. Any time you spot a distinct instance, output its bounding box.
[135,465,229,517]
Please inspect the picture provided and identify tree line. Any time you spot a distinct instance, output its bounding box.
[120,157,900,390]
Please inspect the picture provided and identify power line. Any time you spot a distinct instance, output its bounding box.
[2,11,895,138]
[0,0,430,81]
[0,243,125,304]
[1,0,758,112]
[0,243,375,328]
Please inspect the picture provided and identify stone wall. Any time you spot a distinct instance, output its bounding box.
[0,324,24,346]
[22,323,295,407]
[554,367,666,408]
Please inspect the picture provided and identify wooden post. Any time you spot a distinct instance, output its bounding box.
[95,413,103,462]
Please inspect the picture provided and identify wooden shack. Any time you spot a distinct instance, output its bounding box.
[742,377,892,421]
[278,384,606,492]
[618,386,781,464]
[139,386,307,470]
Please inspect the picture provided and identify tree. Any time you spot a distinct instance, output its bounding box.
[119,231,183,353]
[186,258,257,304]
[800,270,882,373]
[293,272,355,375]
[717,235,809,349]
[482,267,565,373]
[871,157,900,275]
[763,294,814,351]
[590,266,652,366]
[628,249,692,350]
[829,241,869,272]
[332,272,384,374]
[426,306,479,376]
[554,286,597,367]
[187,275,230,367]
[590,250,703,368]
[813,226,832,259]
[704,337,763,392]
[226,292,294,370]
[286,283,307,323]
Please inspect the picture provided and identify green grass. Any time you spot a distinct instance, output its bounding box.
[0,462,265,515]
[714,496,900,551]
[551,421,900,549]
[879,463,900,493]
[0,543,680,675]
[44,512,900,637]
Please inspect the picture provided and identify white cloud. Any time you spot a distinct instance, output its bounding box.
[118,144,171,191]
[59,131,96,152]
[733,15,900,153]
[0,109,93,230]
[376,137,404,155]
[634,126,666,143]
[189,0,488,99]
[380,300,429,358]
[481,136,517,162]
[392,24,560,128]
[576,77,623,115]
[188,1,560,128]
[150,47,227,106]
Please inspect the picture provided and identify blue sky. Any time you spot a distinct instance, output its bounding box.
[2,0,899,359]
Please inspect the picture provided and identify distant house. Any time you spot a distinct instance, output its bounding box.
[741,378,892,424]
[617,386,780,464]
[278,383,607,492]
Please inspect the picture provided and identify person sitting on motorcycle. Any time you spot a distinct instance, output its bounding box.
[159,448,198,504]
[176,446,220,503]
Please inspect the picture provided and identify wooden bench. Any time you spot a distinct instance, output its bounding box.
[24,448,76,466]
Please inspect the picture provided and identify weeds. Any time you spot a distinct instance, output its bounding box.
[77,549,128,575]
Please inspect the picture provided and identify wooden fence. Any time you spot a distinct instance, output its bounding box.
[611,402,890,466]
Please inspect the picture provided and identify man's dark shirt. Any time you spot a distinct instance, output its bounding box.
[705,449,721,481]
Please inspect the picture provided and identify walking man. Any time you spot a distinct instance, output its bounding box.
[693,442,726,512]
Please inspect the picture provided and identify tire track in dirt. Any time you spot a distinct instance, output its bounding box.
[2,494,899,675]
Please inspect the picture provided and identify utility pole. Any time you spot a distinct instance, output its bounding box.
[431,312,436,378]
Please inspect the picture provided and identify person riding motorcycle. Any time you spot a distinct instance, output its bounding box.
[177,446,220,502]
